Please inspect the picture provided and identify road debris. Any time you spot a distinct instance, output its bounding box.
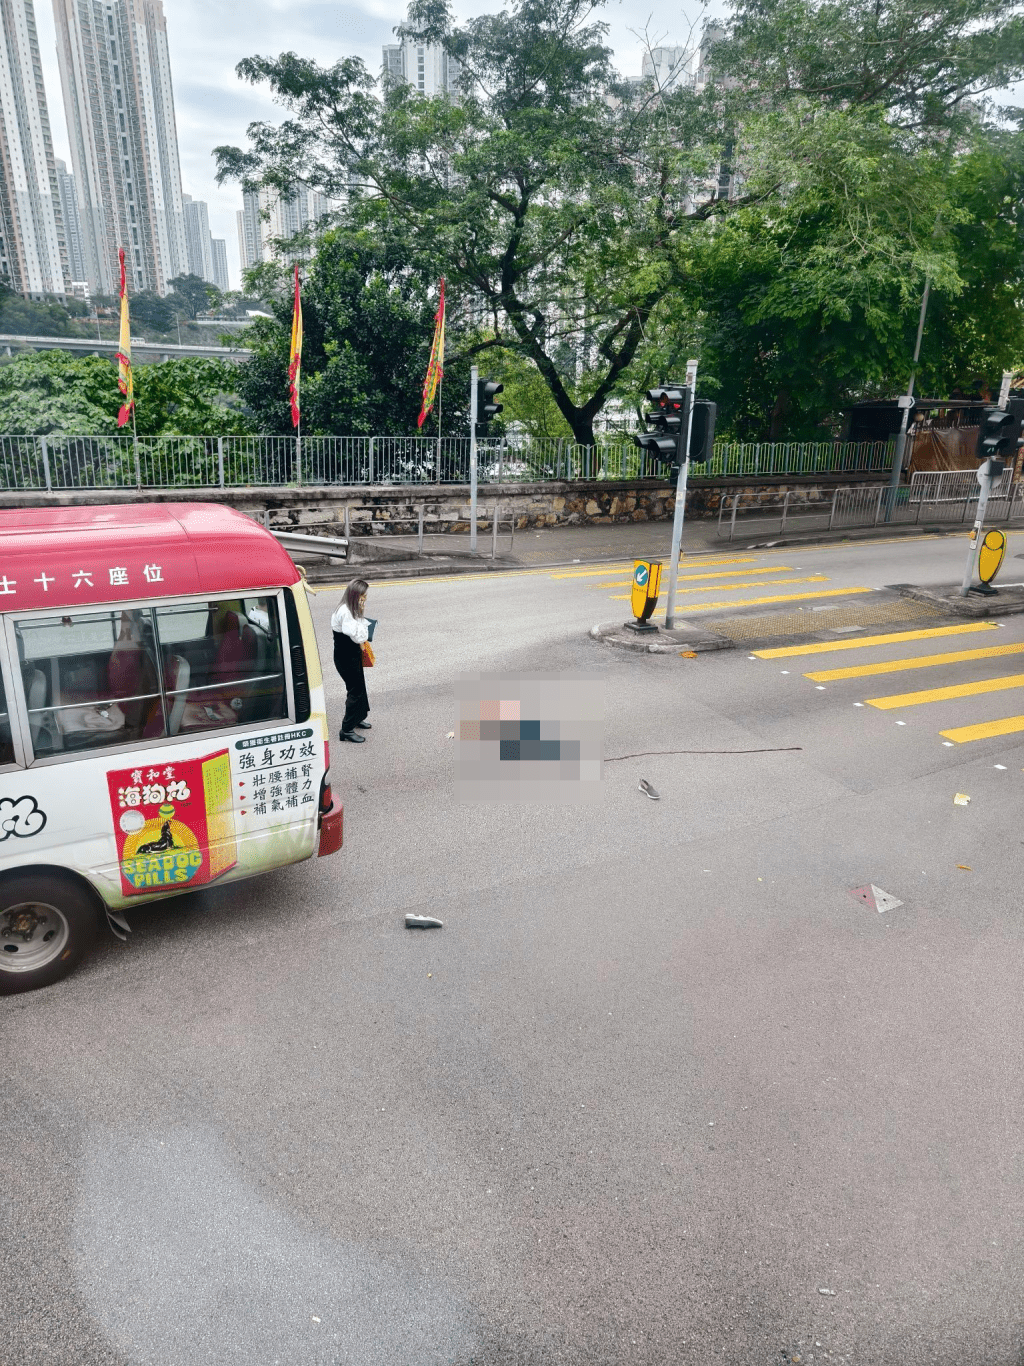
[405,914,444,929]
[446,731,455,739]
[850,884,902,912]
[818,1288,836,1296]
[678,651,697,658]
[953,793,971,806]
[638,779,660,800]
[956,864,972,871]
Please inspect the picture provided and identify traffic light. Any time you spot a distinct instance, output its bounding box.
[688,400,718,464]
[975,407,1019,473]
[635,386,687,476]
[476,379,504,437]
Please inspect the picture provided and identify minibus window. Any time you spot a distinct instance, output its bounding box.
[15,609,167,756]
[0,669,15,765]
[152,595,287,734]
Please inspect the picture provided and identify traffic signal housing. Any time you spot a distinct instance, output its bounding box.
[688,401,718,464]
[635,387,686,476]
[476,379,504,437]
[634,390,718,476]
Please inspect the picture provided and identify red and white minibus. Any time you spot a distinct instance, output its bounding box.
[0,503,343,993]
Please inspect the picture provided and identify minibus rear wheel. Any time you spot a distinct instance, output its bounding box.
[0,872,103,994]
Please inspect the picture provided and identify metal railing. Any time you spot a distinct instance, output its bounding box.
[717,469,1024,540]
[0,434,895,492]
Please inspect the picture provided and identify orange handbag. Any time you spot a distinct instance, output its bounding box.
[361,642,375,667]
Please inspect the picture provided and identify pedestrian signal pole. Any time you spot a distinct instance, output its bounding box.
[664,360,698,629]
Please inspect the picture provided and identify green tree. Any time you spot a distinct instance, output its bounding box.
[234,230,469,436]
[128,290,176,335]
[167,274,221,320]
[0,350,248,435]
[216,0,731,446]
[0,351,120,433]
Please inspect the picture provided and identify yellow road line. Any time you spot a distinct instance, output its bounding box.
[613,576,828,601]
[649,586,876,615]
[941,715,1024,743]
[806,641,1024,682]
[754,623,998,659]
[866,672,1024,711]
[551,558,758,578]
[598,566,797,587]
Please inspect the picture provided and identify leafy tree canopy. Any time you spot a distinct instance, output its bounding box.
[0,350,247,436]
[215,0,1024,441]
[167,274,222,320]
[235,229,469,436]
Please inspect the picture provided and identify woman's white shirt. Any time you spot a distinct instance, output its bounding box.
[331,601,369,644]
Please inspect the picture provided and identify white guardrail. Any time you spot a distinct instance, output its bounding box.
[0,434,895,492]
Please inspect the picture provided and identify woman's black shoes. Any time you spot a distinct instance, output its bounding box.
[355,720,372,729]
[340,730,366,743]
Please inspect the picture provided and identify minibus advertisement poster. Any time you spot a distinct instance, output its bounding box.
[107,752,238,895]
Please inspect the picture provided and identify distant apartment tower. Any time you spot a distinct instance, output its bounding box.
[54,158,86,283]
[0,0,68,296]
[641,45,696,91]
[181,193,213,281]
[210,237,228,292]
[236,189,261,272]
[382,38,461,95]
[236,183,335,268]
[54,0,188,295]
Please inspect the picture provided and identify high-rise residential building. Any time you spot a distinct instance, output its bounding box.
[382,38,461,95]
[181,193,213,281]
[236,189,261,272]
[54,157,86,283]
[641,45,696,91]
[54,0,188,296]
[382,38,458,95]
[236,183,335,268]
[210,237,228,292]
[0,0,68,296]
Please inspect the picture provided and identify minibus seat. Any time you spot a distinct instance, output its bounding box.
[142,653,190,738]
[108,638,159,738]
[208,612,259,717]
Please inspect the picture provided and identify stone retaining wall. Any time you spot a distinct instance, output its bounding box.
[0,473,889,533]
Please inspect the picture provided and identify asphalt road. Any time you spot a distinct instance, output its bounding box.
[4,531,1024,1366]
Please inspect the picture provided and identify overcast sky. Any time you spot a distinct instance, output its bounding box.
[34,0,705,292]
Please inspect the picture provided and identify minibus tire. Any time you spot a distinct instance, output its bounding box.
[0,872,102,995]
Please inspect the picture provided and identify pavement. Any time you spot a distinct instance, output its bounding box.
[296,516,956,583]
[6,531,1024,1366]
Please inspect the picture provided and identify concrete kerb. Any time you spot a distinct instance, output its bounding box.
[589,621,735,654]
[890,583,1024,618]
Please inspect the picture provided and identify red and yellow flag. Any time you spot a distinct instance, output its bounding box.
[116,247,134,428]
[417,277,445,428]
[289,263,302,428]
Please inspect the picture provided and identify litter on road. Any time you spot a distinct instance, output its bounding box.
[953,793,971,806]
[638,779,660,800]
[405,915,444,929]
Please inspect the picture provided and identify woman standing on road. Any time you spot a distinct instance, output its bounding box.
[331,578,372,743]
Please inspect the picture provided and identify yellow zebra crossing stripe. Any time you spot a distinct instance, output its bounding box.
[806,641,1024,682]
[599,566,797,587]
[551,558,759,578]
[753,623,998,659]
[649,586,875,616]
[865,672,1024,711]
[940,716,1024,743]
[613,576,828,600]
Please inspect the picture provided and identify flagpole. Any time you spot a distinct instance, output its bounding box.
[131,405,141,490]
